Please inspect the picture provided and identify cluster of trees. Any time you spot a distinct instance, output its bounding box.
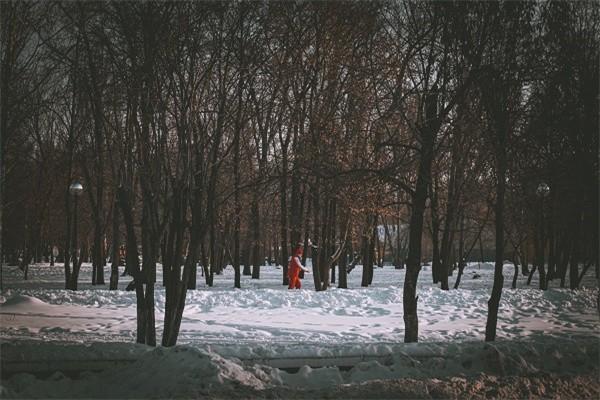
[2,1,597,345]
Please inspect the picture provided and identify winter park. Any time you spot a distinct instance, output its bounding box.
[1,1,599,399]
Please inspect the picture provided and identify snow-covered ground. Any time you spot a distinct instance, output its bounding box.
[1,261,598,398]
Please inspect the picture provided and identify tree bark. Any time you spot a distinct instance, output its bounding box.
[510,250,519,289]
[403,124,435,342]
[311,181,322,291]
[280,153,289,285]
[117,185,150,345]
[338,238,350,289]
[110,198,120,290]
[430,195,441,284]
[484,143,506,342]
[251,199,260,279]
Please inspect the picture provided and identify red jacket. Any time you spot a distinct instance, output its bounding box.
[288,247,304,278]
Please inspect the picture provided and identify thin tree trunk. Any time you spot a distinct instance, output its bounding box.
[251,199,260,279]
[521,246,529,275]
[93,217,104,285]
[66,195,81,290]
[511,250,519,289]
[569,208,583,289]
[208,217,216,286]
[526,265,537,286]
[485,87,507,341]
[311,181,322,291]
[280,154,289,285]
[117,186,149,344]
[484,159,505,341]
[479,234,485,267]
[361,214,374,287]
[338,236,349,289]
[242,239,251,275]
[233,103,241,288]
[453,263,465,289]
[368,219,377,285]
[429,181,440,283]
[110,199,120,290]
[403,125,435,342]
[233,7,244,288]
[319,198,332,290]
[577,262,593,288]
[64,190,72,288]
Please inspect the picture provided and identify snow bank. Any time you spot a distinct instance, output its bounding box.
[1,294,47,308]
[3,346,269,399]
[347,337,599,383]
[2,337,598,398]
[271,365,344,389]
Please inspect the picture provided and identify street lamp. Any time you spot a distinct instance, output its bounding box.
[69,181,83,285]
[535,182,550,289]
[536,182,550,198]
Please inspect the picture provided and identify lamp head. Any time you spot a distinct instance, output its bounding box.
[536,182,550,198]
[69,181,83,196]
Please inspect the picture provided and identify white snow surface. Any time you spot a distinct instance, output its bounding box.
[1,261,598,398]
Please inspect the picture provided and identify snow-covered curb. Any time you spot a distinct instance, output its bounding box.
[2,337,598,398]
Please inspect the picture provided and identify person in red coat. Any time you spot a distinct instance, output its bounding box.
[288,244,309,289]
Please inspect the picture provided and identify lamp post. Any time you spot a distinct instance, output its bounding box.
[69,181,83,289]
[536,182,550,289]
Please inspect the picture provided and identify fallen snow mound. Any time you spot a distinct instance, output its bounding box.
[3,338,598,398]
[345,338,600,383]
[4,346,270,399]
[1,294,48,308]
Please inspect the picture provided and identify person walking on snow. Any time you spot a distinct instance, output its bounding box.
[288,244,309,289]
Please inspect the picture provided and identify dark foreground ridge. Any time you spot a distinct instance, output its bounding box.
[255,374,600,400]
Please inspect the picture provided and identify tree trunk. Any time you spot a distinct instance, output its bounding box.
[577,262,593,288]
[140,198,157,346]
[311,182,322,291]
[338,237,350,289]
[403,177,429,342]
[144,282,156,346]
[547,222,556,282]
[233,11,245,287]
[233,113,241,288]
[368,221,376,285]
[280,154,289,285]
[110,198,120,290]
[318,198,334,290]
[361,214,375,288]
[453,262,465,289]
[526,265,537,286]
[439,223,455,290]
[484,153,505,341]
[117,186,151,345]
[93,216,105,285]
[536,223,548,290]
[485,96,507,341]
[63,190,73,289]
[331,258,336,284]
[521,246,529,275]
[429,182,440,283]
[403,121,435,342]
[208,217,216,286]
[479,234,485,266]
[187,259,197,290]
[242,239,251,275]
[511,250,519,289]
[251,199,260,279]
[66,195,80,290]
[569,208,583,289]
